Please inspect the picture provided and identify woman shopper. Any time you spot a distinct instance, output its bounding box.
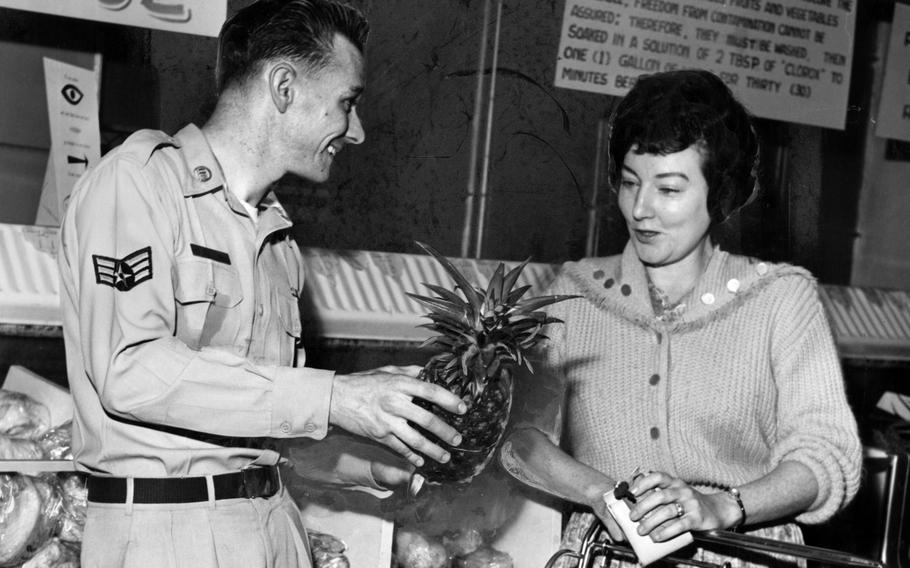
[500,68,862,568]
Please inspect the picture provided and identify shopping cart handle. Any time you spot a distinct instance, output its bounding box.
[694,530,886,568]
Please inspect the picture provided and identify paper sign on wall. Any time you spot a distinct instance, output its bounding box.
[0,0,226,38]
[42,57,102,221]
[554,0,857,130]
[876,2,910,141]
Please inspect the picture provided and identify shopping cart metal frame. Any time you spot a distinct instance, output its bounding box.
[546,446,909,568]
[544,520,887,568]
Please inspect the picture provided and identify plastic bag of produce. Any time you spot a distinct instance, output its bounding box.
[393,528,448,568]
[55,474,86,544]
[309,530,350,568]
[0,391,50,439]
[37,421,72,461]
[442,528,484,558]
[453,546,513,568]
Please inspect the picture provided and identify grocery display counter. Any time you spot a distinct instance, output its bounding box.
[3,220,910,567]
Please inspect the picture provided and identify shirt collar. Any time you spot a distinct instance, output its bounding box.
[173,124,293,234]
[256,191,293,234]
[173,124,226,197]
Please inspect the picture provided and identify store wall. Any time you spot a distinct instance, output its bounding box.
[0,1,875,276]
[848,17,910,290]
[143,0,833,266]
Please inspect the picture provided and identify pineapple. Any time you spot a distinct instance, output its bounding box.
[407,241,578,484]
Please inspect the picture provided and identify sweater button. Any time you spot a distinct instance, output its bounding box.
[756,262,769,276]
[621,284,632,296]
[604,278,615,289]
[280,421,291,434]
[701,292,715,305]
[593,270,605,279]
[649,373,660,385]
[727,278,741,293]
[650,427,660,439]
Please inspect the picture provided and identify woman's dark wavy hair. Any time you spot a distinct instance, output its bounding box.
[607,69,760,225]
[216,0,369,93]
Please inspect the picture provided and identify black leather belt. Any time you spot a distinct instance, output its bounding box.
[87,466,280,504]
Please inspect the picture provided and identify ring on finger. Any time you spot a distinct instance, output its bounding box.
[674,502,684,518]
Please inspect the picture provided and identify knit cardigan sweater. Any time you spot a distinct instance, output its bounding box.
[531,243,862,525]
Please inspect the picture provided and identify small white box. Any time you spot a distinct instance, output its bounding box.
[604,491,693,566]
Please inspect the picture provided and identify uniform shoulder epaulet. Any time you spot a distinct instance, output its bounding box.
[118,129,178,165]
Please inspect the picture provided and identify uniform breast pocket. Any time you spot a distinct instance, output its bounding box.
[173,258,244,349]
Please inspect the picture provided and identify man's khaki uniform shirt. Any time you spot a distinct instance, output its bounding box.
[59,124,334,477]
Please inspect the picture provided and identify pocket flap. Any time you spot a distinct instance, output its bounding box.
[174,258,243,307]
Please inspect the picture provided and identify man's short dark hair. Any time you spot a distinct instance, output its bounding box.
[607,69,760,225]
[216,0,369,92]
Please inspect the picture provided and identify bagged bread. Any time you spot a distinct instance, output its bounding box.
[0,391,50,440]
[21,537,79,568]
[0,474,66,567]
[0,475,43,566]
[0,437,43,460]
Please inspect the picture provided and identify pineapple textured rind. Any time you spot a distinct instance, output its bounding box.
[407,242,579,484]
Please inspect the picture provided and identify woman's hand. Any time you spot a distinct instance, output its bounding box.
[627,471,740,542]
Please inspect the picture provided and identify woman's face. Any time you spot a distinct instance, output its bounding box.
[617,145,712,268]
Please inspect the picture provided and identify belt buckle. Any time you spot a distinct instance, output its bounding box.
[240,466,277,499]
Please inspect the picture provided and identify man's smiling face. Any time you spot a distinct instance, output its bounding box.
[282,33,365,183]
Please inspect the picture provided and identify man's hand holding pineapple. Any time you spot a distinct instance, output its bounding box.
[330,365,467,468]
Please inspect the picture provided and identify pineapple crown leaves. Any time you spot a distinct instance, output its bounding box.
[407,241,579,389]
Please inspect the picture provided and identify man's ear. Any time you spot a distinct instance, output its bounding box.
[269,62,296,113]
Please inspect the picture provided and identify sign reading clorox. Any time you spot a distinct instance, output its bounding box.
[554,0,857,130]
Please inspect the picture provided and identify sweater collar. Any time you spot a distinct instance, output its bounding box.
[566,241,805,330]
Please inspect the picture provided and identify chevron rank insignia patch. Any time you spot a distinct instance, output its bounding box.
[92,247,153,291]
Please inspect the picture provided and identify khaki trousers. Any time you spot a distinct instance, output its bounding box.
[80,486,312,568]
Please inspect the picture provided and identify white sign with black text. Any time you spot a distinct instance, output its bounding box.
[43,57,101,220]
[876,2,910,142]
[554,0,857,130]
[0,0,226,37]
